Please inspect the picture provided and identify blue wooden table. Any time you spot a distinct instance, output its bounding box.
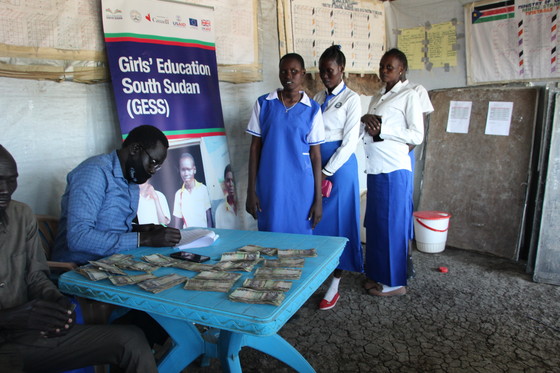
[58,229,347,372]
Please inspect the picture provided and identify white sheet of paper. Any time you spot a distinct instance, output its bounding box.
[176,229,219,250]
[446,101,472,133]
[485,101,513,136]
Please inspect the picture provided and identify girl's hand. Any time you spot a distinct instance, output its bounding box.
[246,192,261,219]
[308,200,322,228]
[361,114,382,137]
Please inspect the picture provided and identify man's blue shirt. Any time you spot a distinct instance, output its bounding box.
[53,151,139,264]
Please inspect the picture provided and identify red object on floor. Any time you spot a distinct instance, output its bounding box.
[319,293,340,310]
[439,266,449,273]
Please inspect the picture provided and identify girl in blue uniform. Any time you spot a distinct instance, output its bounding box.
[313,46,364,310]
[246,53,325,234]
[361,49,424,296]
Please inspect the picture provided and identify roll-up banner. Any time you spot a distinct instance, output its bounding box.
[102,0,240,230]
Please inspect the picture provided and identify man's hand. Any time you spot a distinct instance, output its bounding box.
[0,299,74,337]
[139,225,181,247]
[132,223,158,233]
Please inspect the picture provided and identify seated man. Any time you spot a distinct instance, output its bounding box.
[53,124,181,264]
[0,145,157,373]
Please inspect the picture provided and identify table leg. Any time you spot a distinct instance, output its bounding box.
[149,313,205,373]
[218,331,315,373]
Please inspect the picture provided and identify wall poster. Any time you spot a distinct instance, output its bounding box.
[278,0,386,73]
[466,0,560,84]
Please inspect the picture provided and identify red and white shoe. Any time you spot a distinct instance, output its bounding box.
[319,293,340,310]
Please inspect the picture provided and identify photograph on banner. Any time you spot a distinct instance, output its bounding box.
[139,136,240,230]
[202,136,242,230]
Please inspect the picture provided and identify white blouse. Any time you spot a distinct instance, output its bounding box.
[314,81,361,176]
[362,80,424,174]
[403,79,434,115]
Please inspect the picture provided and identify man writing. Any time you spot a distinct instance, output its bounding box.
[0,145,157,372]
[53,125,181,263]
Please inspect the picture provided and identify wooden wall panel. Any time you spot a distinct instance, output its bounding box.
[419,87,539,259]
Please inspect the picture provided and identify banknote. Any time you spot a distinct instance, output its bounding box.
[238,245,278,257]
[88,260,127,275]
[228,288,285,306]
[263,258,305,268]
[184,278,236,292]
[76,266,110,281]
[242,279,292,292]
[195,271,242,281]
[98,253,134,265]
[253,267,302,280]
[169,261,216,272]
[277,248,317,258]
[213,260,261,272]
[141,253,178,267]
[137,273,187,293]
[109,273,157,286]
[115,259,161,273]
[220,251,260,262]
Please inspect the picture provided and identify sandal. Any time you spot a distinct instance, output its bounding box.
[367,286,407,297]
[362,279,382,292]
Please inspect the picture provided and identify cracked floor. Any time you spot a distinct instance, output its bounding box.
[183,246,560,373]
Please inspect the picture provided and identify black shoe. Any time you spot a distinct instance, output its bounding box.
[407,255,415,280]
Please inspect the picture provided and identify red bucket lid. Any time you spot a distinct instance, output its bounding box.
[413,211,451,220]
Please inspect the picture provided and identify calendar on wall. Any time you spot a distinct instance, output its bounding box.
[278,0,386,74]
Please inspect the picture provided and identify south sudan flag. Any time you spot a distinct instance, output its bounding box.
[472,1,514,24]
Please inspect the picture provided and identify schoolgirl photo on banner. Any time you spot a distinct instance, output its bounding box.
[138,136,240,230]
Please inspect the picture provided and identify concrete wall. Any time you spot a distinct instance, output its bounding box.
[0,0,471,228]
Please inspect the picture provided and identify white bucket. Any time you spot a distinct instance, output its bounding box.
[413,211,452,253]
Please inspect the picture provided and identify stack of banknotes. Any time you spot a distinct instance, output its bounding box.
[136,273,187,293]
[74,245,317,304]
[183,271,242,292]
[228,288,285,306]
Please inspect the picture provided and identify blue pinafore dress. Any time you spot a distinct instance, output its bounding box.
[255,93,320,234]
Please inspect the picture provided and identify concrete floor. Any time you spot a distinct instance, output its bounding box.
[183,246,560,373]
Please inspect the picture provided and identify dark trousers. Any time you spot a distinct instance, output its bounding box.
[0,324,157,373]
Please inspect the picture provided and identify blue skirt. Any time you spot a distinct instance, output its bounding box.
[313,141,363,273]
[408,150,415,240]
[365,171,411,287]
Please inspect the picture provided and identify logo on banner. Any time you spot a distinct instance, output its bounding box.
[201,19,211,32]
[145,13,169,25]
[173,15,187,28]
[130,10,142,23]
[105,8,123,20]
[189,18,198,28]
